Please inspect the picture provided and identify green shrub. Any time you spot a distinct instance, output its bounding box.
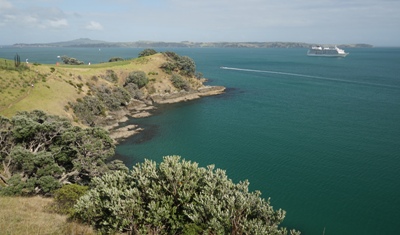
[125,71,148,88]
[74,156,300,235]
[52,184,88,215]
[171,74,189,91]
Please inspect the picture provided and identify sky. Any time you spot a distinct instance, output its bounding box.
[1,0,399,46]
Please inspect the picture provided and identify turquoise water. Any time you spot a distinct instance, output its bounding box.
[2,47,400,234]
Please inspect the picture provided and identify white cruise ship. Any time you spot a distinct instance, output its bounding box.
[307,46,349,57]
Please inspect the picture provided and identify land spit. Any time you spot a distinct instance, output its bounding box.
[104,86,226,143]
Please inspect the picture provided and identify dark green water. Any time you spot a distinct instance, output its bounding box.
[2,47,399,234]
[116,48,400,235]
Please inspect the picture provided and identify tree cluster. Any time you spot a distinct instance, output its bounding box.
[0,110,120,196]
[72,70,148,125]
[60,55,84,65]
[94,85,131,111]
[138,49,157,58]
[74,156,300,235]
[160,51,196,77]
[72,96,106,126]
[108,57,124,62]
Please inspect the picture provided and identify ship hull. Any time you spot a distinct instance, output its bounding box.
[307,53,349,57]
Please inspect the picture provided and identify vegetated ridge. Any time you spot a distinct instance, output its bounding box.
[0,50,225,142]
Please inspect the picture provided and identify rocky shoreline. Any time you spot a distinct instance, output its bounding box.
[104,85,225,143]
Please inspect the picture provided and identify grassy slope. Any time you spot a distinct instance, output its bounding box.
[0,196,95,235]
[0,54,201,121]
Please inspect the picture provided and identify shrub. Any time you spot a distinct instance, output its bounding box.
[160,61,177,74]
[74,156,300,235]
[103,70,119,83]
[52,184,88,215]
[195,72,203,79]
[171,74,189,91]
[124,83,144,100]
[125,71,148,88]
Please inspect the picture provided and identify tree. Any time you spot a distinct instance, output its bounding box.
[0,110,117,195]
[74,156,300,235]
[138,49,157,58]
[14,53,21,67]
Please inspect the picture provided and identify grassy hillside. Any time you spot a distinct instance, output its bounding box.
[0,196,95,235]
[0,53,204,123]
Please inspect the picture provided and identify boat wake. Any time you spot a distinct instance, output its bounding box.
[220,66,399,89]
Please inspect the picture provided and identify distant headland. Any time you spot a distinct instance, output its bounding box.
[10,38,373,48]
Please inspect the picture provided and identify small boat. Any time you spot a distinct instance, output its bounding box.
[307,45,349,57]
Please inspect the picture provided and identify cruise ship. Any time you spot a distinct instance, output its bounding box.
[307,46,349,57]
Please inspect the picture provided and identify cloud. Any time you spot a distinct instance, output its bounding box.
[86,21,103,30]
[46,18,68,28]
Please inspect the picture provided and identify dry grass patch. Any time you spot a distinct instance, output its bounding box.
[0,196,95,235]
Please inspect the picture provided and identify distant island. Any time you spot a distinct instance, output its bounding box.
[10,38,373,48]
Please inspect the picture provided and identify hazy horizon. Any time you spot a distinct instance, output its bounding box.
[1,0,399,46]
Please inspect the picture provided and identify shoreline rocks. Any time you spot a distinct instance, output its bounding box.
[104,85,225,143]
[150,86,226,104]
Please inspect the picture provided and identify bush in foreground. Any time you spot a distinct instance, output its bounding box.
[0,110,117,196]
[75,156,300,235]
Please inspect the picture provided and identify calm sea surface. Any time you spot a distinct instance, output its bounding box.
[2,47,400,234]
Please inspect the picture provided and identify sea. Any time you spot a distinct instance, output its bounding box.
[1,46,400,235]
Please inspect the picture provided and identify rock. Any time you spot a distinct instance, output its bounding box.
[108,124,143,143]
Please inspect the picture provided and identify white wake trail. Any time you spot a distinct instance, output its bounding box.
[220,66,399,89]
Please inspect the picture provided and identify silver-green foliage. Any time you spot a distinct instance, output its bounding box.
[75,156,300,235]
